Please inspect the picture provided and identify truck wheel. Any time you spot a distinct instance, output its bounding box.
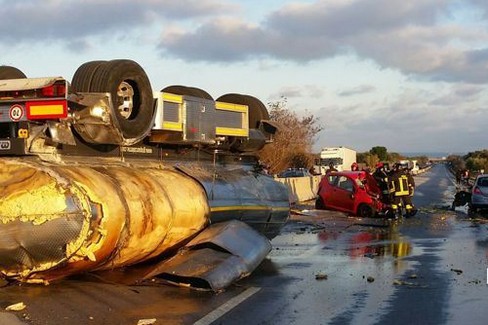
[357,204,375,218]
[89,59,155,140]
[216,94,269,129]
[71,60,107,92]
[0,66,26,79]
[162,85,213,100]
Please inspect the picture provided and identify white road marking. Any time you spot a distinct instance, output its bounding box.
[193,287,261,325]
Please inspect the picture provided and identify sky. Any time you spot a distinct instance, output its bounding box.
[1,0,487,154]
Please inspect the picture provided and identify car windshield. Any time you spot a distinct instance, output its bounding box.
[477,177,488,187]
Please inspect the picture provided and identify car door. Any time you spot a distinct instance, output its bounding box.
[327,175,356,213]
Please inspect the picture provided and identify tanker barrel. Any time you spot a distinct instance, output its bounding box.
[0,159,209,283]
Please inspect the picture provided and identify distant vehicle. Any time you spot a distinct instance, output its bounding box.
[470,174,488,212]
[315,146,357,174]
[278,168,312,178]
[315,171,389,218]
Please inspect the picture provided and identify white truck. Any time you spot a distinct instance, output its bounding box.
[316,146,357,174]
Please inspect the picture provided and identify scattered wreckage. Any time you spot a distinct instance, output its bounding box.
[452,174,488,213]
[0,60,290,291]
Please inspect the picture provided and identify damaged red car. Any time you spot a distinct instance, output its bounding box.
[315,171,389,218]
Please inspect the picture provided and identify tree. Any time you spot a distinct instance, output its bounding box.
[365,154,380,168]
[387,152,404,162]
[370,146,388,161]
[258,97,323,174]
[447,155,465,175]
[414,155,429,167]
[357,152,379,168]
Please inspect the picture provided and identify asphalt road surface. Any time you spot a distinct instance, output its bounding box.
[1,163,487,325]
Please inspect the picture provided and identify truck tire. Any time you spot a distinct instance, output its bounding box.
[89,59,155,140]
[162,85,213,100]
[216,93,269,129]
[71,60,107,92]
[0,66,26,79]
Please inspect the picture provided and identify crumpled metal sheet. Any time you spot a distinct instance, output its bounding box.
[141,220,272,292]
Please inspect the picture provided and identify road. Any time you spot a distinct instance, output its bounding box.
[212,163,488,324]
[1,163,487,324]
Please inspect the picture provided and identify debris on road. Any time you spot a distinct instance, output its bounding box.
[392,279,427,288]
[5,302,26,312]
[137,319,157,325]
[393,279,413,286]
[450,268,463,275]
[367,276,375,283]
[315,273,328,280]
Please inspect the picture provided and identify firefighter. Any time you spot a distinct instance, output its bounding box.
[326,162,338,173]
[351,162,359,171]
[403,167,417,217]
[389,163,416,217]
[388,164,402,217]
[373,162,390,202]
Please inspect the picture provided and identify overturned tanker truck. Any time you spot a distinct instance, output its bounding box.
[0,60,289,291]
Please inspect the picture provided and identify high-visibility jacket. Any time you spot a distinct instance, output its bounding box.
[390,171,410,196]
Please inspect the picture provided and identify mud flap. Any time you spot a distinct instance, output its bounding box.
[141,220,272,292]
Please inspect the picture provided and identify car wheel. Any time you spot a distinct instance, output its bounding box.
[357,204,375,218]
[0,66,26,79]
[315,197,326,210]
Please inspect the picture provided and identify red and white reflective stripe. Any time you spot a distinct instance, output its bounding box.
[26,100,67,120]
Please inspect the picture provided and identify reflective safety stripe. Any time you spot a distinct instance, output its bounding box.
[389,180,396,193]
[395,175,410,196]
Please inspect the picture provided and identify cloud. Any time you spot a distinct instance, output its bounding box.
[3,0,488,83]
[0,0,235,42]
[157,0,488,83]
[270,86,303,99]
[429,84,484,105]
[338,85,376,97]
[313,81,488,152]
[160,18,266,61]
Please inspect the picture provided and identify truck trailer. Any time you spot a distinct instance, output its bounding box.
[0,59,289,291]
[317,146,357,173]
